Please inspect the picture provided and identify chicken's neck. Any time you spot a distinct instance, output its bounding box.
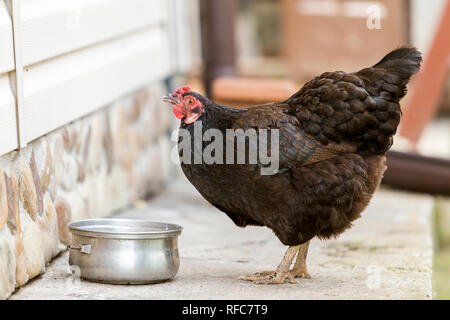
[180,102,246,132]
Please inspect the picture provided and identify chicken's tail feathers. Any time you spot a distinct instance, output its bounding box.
[373,46,422,80]
[350,46,422,154]
[356,46,422,100]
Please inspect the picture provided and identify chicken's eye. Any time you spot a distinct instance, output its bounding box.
[186,98,195,105]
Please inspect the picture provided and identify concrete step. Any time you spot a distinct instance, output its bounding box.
[10,177,433,299]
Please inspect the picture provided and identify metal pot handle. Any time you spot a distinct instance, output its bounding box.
[69,244,91,254]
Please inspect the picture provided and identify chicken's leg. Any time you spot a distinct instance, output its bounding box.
[290,241,311,278]
[238,245,299,284]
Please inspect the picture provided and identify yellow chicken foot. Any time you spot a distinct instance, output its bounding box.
[289,241,311,279]
[238,245,300,284]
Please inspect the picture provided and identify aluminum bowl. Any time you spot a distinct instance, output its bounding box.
[68,219,182,284]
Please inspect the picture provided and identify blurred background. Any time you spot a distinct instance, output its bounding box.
[180,0,450,299]
[0,0,449,299]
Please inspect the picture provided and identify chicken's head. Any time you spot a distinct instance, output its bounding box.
[163,86,204,124]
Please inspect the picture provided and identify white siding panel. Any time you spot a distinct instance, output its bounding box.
[0,74,18,154]
[167,0,200,73]
[21,27,170,144]
[21,0,168,66]
[0,1,14,73]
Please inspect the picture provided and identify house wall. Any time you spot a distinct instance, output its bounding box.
[0,83,177,299]
[0,83,178,299]
[0,0,199,298]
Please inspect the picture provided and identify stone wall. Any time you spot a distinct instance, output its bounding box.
[0,82,175,299]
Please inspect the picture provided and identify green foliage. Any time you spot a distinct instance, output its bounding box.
[432,197,450,299]
[433,250,450,299]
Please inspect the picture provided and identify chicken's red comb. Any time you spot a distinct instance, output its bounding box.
[173,86,191,96]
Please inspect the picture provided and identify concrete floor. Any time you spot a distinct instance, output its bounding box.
[10,177,433,300]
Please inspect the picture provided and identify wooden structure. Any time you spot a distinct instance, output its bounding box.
[281,0,410,80]
[399,0,450,145]
[212,77,299,107]
[199,0,237,97]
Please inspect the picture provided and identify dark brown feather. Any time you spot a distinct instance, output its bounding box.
[178,47,421,246]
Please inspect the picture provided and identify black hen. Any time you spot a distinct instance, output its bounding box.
[164,47,422,284]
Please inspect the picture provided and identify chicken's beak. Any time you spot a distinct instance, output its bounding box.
[162,93,178,105]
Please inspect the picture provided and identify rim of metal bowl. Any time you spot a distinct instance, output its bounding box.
[68,218,183,240]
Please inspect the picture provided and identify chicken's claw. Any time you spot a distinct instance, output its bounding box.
[238,271,296,285]
[289,269,311,279]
